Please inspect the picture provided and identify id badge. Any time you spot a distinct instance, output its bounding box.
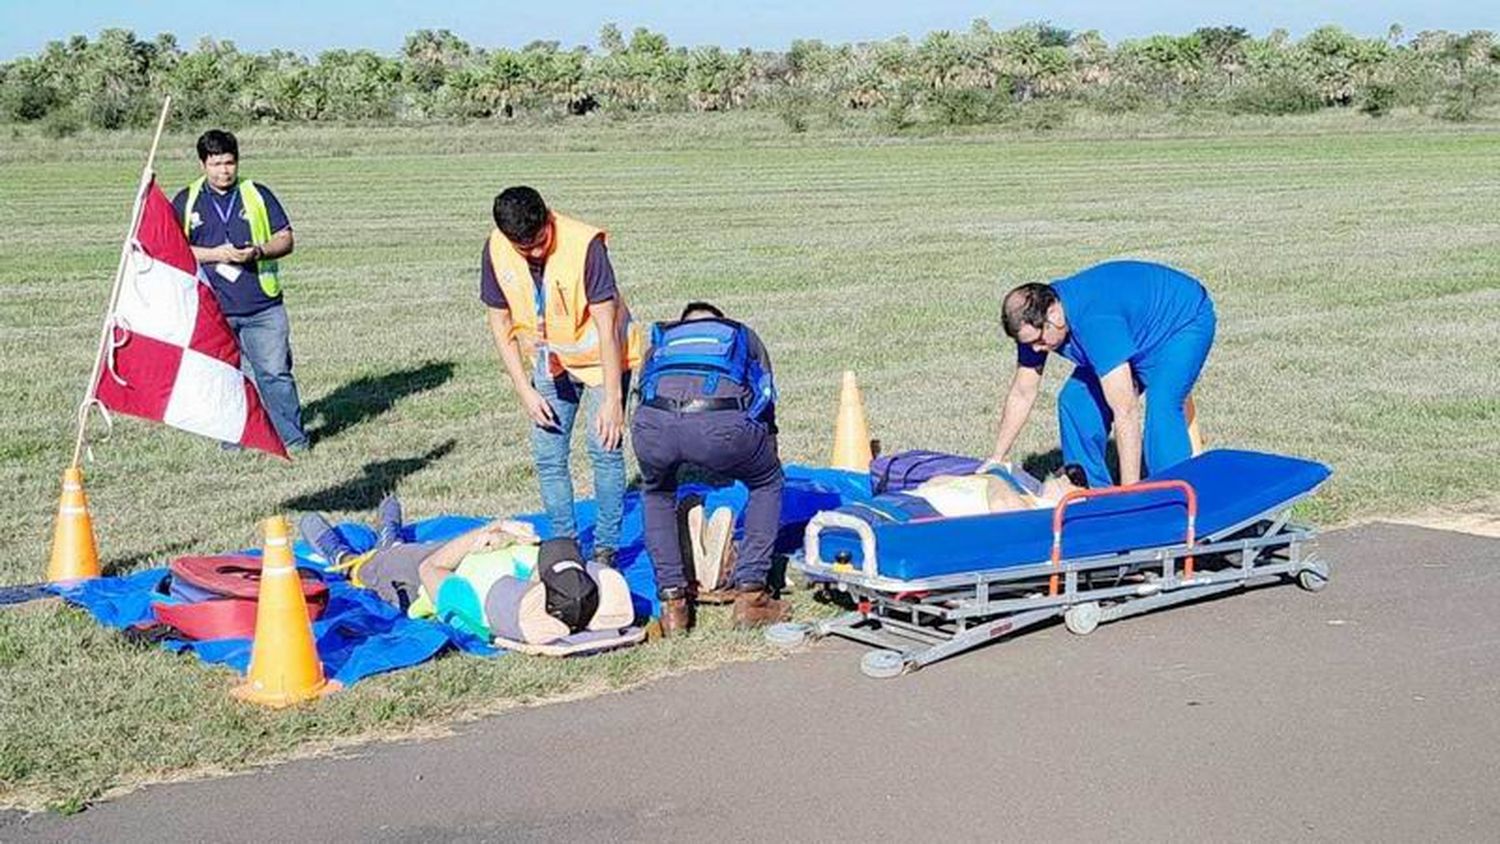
[214,241,242,282]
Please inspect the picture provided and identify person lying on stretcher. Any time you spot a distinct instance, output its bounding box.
[908,463,1089,517]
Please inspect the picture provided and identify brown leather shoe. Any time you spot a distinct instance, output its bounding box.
[658,592,694,638]
[731,584,789,629]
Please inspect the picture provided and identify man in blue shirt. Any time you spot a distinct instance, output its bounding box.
[988,260,1217,488]
[171,129,307,451]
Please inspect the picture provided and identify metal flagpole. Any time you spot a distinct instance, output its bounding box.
[69,95,173,468]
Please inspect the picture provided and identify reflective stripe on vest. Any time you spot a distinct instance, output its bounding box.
[486,213,643,386]
[640,317,777,418]
[641,318,751,398]
[183,177,282,298]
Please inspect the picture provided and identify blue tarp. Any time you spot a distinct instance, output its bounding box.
[49,465,868,688]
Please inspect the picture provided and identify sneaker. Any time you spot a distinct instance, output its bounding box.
[376,492,404,549]
[593,546,617,569]
[299,513,355,565]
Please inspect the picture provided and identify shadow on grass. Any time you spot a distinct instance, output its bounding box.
[283,439,457,512]
[101,538,202,578]
[304,361,456,446]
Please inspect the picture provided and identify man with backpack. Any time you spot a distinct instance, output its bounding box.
[631,302,787,636]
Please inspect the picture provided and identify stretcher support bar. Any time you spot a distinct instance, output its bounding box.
[1050,479,1198,596]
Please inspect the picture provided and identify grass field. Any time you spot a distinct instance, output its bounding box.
[2,109,1498,809]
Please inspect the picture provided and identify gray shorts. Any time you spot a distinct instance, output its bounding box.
[358,541,443,611]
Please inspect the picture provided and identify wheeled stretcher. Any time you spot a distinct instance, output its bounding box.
[790,449,1332,678]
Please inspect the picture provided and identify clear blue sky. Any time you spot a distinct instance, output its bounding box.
[2,0,1495,60]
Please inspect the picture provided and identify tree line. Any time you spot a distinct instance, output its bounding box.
[2,21,1496,135]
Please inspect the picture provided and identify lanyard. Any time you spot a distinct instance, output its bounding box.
[209,189,240,225]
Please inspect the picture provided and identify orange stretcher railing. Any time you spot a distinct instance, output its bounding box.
[1049,480,1198,597]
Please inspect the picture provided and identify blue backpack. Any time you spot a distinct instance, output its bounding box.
[640,318,775,420]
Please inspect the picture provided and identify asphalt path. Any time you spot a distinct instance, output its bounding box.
[7,522,1498,843]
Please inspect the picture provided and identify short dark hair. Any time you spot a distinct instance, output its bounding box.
[1001,283,1058,339]
[493,187,549,243]
[196,129,238,162]
[679,301,725,320]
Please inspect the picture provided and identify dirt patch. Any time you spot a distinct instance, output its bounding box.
[1385,512,1500,539]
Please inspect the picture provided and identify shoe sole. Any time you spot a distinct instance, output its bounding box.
[686,504,706,585]
[697,507,735,594]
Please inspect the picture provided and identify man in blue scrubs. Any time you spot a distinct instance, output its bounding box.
[987,260,1217,488]
[172,130,307,451]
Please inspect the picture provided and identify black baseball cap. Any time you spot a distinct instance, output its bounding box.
[537,537,599,633]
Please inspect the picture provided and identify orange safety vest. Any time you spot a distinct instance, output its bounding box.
[486,213,644,386]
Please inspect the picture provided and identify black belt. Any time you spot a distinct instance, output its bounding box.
[643,395,748,413]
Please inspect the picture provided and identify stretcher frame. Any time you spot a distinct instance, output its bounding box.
[791,481,1329,678]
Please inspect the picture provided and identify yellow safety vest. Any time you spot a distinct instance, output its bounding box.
[486,213,643,385]
[183,177,282,297]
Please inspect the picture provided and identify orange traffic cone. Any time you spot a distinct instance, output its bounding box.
[48,466,101,583]
[233,515,334,707]
[1185,395,1205,456]
[830,370,874,471]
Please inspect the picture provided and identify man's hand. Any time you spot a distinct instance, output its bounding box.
[490,519,539,541]
[471,519,540,553]
[520,385,560,430]
[204,244,257,264]
[978,455,1012,474]
[594,400,624,451]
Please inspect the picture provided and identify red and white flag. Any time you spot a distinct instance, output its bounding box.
[92,179,287,458]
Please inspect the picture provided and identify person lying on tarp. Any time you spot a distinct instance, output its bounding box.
[298,499,636,649]
[300,495,538,617]
[987,260,1217,488]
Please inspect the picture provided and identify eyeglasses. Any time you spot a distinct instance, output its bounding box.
[1017,318,1063,346]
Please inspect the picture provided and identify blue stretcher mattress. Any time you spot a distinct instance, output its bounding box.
[816,449,1330,581]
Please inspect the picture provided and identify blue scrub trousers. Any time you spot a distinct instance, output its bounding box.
[1058,305,1216,487]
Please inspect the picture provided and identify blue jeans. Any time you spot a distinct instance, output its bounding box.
[1059,303,1216,487]
[530,364,629,552]
[227,304,308,449]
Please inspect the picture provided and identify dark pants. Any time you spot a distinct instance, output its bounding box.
[631,405,784,593]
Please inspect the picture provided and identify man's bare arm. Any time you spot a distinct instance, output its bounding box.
[987,363,1044,465]
[487,308,557,428]
[1098,362,1143,485]
[258,228,293,260]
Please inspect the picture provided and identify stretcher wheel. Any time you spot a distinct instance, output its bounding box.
[764,622,809,648]
[1064,602,1101,636]
[860,650,908,679]
[1296,564,1329,593]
